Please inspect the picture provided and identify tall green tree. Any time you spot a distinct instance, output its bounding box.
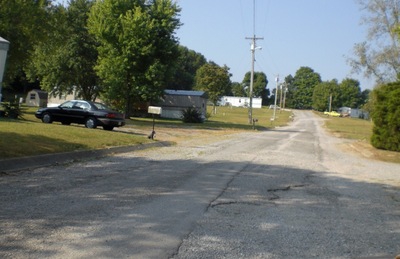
[88,0,181,114]
[282,75,295,108]
[290,66,321,109]
[231,82,246,97]
[348,0,400,84]
[312,80,339,111]
[28,0,100,101]
[241,71,269,105]
[195,62,231,114]
[370,82,400,151]
[360,88,372,110]
[166,45,207,90]
[0,0,50,85]
[338,78,361,108]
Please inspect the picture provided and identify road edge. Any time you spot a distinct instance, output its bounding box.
[0,141,174,173]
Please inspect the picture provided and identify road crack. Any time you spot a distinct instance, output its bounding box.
[267,184,306,200]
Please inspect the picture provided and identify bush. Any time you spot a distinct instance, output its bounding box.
[181,107,204,123]
[370,82,400,151]
[0,102,23,119]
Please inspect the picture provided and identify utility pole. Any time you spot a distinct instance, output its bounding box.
[246,0,263,124]
[272,75,279,121]
[283,83,288,110]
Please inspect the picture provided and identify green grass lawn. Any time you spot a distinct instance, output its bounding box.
[0,107,152,159]
[317,111,400,164]
[0,105,292,159]
[324,116,372,141]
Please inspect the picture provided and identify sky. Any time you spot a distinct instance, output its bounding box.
[175,0,374,90]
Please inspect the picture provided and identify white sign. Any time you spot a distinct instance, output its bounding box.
[148,106,162,115]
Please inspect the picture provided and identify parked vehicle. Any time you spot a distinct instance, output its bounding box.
[324,111,341,117]
[35,100,125,131]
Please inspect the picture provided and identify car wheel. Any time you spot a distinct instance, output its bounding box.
[85,117,97,129]
[103,126,114,131]
[42,112,53,123]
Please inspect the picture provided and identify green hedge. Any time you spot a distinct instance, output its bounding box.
[370,82,400,151]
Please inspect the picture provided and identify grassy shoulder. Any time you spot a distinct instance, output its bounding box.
[0,105,292,159]
[316,112,400,164]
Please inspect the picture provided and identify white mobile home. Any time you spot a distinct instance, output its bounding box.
[158,90,208,119]
[219,96,262,108]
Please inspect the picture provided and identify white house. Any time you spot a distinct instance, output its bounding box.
[219,96,262,108]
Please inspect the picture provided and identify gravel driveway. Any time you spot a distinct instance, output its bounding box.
[1,110,399,258]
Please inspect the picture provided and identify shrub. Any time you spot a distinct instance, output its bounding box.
[370,82,400,151]
[1,102,23,119]
[181,107,204,123]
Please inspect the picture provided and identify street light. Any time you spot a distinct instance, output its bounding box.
[0,37,10,102]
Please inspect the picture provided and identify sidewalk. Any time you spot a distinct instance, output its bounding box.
[0,141,173,173]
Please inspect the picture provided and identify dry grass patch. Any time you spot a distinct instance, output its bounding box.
[317,112,400,164]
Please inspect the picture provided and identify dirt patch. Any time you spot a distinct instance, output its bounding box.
[119,126,246,147]
[340,140,400,164]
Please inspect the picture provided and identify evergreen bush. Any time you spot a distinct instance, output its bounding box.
[1,102,23,119]
[370,82,400,151]
[181,107,204,123]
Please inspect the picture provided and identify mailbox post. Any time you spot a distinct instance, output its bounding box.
[147,106,162,139]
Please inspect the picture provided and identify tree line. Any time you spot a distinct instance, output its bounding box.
[0,0,368,116]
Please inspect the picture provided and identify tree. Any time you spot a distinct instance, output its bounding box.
[195,62,231,114]
[88,0,181,115]
[312,80,340,111]
[290,67,321,109]
[282,75,295,108]
[360,88,372,110]
[231,82,246,97]
[338,78,361,108]
[28,0,100,101]
[0,0,50,86]
[166,45,207,90]
[241,71,270,105]
[348,0,400,84]
[370,82,400,151]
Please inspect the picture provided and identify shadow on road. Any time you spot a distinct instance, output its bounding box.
[1,153,399,258]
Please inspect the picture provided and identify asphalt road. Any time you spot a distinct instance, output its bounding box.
[1,110,399,258]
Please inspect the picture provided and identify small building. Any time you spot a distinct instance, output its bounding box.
[25,89,48,107]
[350,108,369,120]
[158,90,208,119]
[219,96,262,108]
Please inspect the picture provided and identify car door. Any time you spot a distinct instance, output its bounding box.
[52,101,74,122]
[69,101,90,124]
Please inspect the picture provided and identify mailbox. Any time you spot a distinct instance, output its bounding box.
[147,106,162,140]
[148,106,162,115]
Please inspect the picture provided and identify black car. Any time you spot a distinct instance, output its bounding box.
[35,100,125,131]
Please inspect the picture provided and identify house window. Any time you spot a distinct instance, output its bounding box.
[30,93,35,100]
